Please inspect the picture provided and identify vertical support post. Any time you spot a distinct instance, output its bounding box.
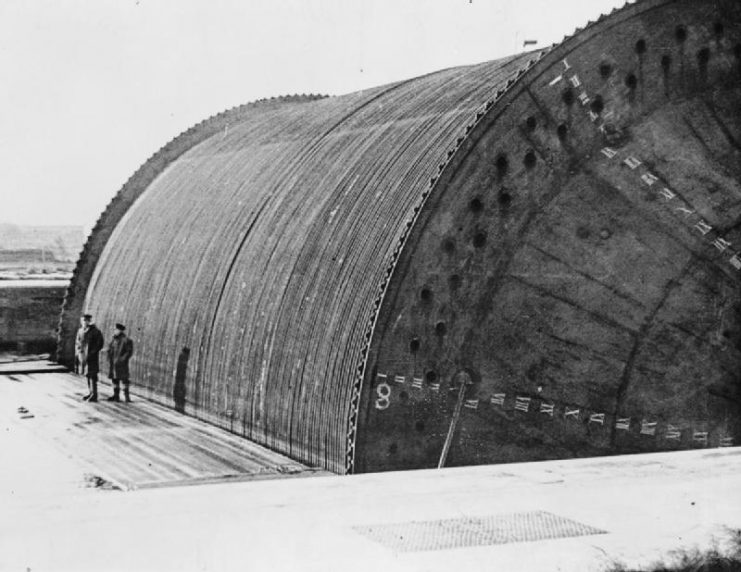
[438,380,468,469]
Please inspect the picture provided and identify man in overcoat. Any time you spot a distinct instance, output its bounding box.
[74,316,86,375]
[82,314,104,402]
[107,323,134,402]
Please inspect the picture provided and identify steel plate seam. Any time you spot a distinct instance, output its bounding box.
[341,51,553,473]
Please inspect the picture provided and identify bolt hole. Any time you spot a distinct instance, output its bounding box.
[635,39,647,54]
[661,54,672,70]
[469,197,483,213]
[388,443,398,455]
[498,190,512,206]
[415,420,425,432]
[442,238,456,254]
[590,95,604,114]
[625,73,638,89]
[675,25,687,43]
[576,226,590,239]
[426,370,438,383]
[435,321,447,336]
[472,231,487,248]
[409,338,420,353]
[523,150,537,169]
[420,288,432,302]
[495,154,509,176]
[557,123,568,139]
[562,87,575,106]
[599,62,612,78]
[400,391,409,402]
[449,274,461,290]
[722,330,732,339]
[698,47,710,65]
[525,116,537,131]
[714,22,724,36]
[736,44,741,59]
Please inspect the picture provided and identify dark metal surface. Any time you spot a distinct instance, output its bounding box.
[60,0,741,474]
[356,0,741,472]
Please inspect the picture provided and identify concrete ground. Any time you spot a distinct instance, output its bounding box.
[1,370,740,572]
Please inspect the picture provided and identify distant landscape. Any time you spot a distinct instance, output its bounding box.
[0,222,85,281]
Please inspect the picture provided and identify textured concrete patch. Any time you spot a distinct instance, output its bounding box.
[354,511,606,552]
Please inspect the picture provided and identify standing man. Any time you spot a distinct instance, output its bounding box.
[107,323,134,403]
[74,316,87,376]
[81,314,104,402]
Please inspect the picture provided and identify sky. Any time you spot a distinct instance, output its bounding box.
[0,0,630,231]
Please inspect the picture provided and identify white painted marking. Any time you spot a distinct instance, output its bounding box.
[713,237,731,252]
[694,220,712,235]
[540,403,555,416]
[375,382,391,410]
[640,421,657,436]
[514,397,531,412]
[491,393,505,406]
[623,156,641,169]
[616,418,630,430]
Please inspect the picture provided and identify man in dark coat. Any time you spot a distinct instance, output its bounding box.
[81,314,104,402]
[107,323,134,402]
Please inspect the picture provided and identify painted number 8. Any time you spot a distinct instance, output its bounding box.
[375,382,391,410]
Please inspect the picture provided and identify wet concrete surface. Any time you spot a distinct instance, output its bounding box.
[0,358,67,374]
[0,371,327,491]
